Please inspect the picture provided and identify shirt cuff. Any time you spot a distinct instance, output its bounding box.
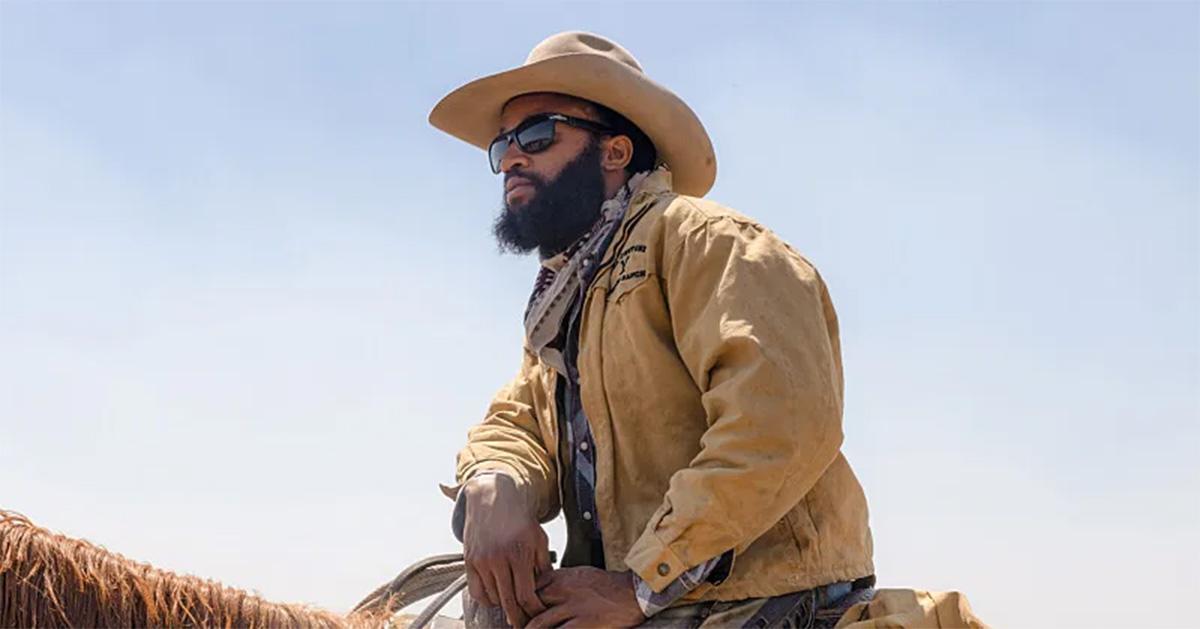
[632,550,734,617]
[448,470,512,543]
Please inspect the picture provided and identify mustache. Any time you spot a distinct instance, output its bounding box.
[504,171,546,190]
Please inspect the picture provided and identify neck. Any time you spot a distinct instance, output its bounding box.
[602,170,632,200]
[536,171,639,262]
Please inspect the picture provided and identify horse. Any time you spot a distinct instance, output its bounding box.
[0,509,457,628]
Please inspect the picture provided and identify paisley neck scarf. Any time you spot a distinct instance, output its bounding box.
[522,170,650,375]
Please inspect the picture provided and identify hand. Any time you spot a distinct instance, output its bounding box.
[461,474,552,628]
[528,566,647,628]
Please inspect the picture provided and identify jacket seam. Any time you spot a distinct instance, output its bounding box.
[801,493,825,569]
[663,198,767,270]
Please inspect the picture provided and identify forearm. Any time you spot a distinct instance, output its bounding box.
[450,471,512,542]
[453,350,561,522]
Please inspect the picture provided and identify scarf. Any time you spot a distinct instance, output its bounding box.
[522,170,650,376]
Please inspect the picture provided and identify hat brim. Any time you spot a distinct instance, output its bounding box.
[429,53,716,197]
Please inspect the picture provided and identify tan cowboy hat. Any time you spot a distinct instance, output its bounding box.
[429,31,716,197]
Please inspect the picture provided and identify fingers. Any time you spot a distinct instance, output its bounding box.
[465,563,495,607]
[493,560,529,628]
[527,603,575,629]
[512,556,547,620]
[461,516,551,626]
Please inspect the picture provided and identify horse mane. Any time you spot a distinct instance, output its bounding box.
[0,509,380,628]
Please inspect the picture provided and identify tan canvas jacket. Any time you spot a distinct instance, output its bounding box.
[452,168,874,603]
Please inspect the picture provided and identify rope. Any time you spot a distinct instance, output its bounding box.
[399,575,467,629]
[351,554,465,618]
[354,550,556,628]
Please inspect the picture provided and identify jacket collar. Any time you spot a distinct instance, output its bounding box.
[630,166,673,204]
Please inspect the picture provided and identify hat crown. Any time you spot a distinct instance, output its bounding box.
[525,31,644,74]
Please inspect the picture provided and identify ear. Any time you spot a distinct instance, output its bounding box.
[601,135,634,173]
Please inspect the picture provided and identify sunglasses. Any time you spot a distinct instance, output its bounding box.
[488,113,613,174]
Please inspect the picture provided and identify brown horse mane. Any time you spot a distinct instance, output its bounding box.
[0,509,389,628]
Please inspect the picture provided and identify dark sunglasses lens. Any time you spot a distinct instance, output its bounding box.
[516,119,555,153]
[488,137,509,173]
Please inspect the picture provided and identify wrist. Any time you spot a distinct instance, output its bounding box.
[463,472,536,517]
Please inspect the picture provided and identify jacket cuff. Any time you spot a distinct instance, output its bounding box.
[441,461,530,501]
[624,525,693,592]
[631,550,732,617]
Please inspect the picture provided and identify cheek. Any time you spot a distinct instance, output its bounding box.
[538,138,588,178]
[522,159,558,183]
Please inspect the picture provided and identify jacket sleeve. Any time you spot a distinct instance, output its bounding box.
[445,348,561,523]
[623,208,845,592]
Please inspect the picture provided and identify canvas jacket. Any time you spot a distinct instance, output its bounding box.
[450,168,874,603]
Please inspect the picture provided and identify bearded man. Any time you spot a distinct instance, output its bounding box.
[431,32,875,628]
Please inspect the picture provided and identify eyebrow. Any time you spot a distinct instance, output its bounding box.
[498,111,556,134]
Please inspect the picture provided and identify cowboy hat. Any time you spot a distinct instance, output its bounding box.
[429,31,717,197]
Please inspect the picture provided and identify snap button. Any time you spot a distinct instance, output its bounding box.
[582,511,592,521]
[579,441,589,451]
[657,562,670,576]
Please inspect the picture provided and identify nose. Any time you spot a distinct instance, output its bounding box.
[498,139,531,174]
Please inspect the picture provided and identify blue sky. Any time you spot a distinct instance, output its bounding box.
[1,3,1196,627]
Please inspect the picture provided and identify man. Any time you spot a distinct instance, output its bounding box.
[431,32,875,628]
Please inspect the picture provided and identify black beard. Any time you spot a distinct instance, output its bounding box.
[492,140,607,258]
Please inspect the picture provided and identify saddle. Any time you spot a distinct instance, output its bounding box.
[356,554,987,629]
